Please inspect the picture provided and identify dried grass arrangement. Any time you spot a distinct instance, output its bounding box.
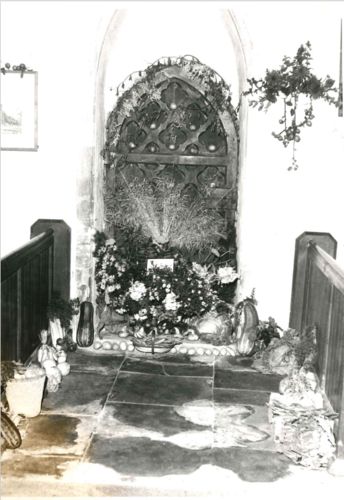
[105,175,226,252]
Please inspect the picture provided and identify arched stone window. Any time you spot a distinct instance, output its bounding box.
[103,57,239,266]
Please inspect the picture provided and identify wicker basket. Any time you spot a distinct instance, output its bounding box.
[6,375,46,418]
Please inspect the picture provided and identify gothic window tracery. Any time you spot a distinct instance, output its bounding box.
[105,67,239,268]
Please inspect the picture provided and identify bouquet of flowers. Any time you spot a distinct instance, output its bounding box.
[93,226,240,346]
[94,231,218,332]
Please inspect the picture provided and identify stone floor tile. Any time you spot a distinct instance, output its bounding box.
[98,402,209,438]
[68,349,124,374]
[214,388,271,406]
[120,357,165,375]
[215,356,256,372]
[215,369,282,392]
[41,372,115,416]
[163,362,213,377]
[146,353,193,363]
[108,372,213,406]
[13,414,96,456]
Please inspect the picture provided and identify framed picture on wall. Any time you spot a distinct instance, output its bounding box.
[1,70,38,151]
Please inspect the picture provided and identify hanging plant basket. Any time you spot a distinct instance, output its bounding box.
[243,42,339,170]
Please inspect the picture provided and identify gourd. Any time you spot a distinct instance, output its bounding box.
[76,301,94,347]
[1,410,22,449]
[57,361,70,376]
[45,365,62,383]
[235,300,259,356]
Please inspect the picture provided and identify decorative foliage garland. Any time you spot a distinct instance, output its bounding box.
[243,42,338,170]
[103,55,237,168]
[0,62,33,77]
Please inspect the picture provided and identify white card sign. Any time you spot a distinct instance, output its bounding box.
[147,259,174,271]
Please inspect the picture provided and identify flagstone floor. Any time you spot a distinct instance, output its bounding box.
[2,349,343,499]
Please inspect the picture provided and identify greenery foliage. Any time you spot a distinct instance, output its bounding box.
[47,292,80,330]
[105,176,225,252]
[256,317,282,347]
[243,42,338,170]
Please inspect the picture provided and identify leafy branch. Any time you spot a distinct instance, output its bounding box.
[243,42,338,170]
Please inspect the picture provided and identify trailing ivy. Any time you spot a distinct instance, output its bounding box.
[243,42,338,170]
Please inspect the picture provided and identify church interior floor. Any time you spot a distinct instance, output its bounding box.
[1,349,343,499]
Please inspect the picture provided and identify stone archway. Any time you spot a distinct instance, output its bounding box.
[74,9,250,303]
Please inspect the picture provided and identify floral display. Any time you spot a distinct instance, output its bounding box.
[93,230,239,335]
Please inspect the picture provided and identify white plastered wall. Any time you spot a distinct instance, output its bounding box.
[1,1,344,328]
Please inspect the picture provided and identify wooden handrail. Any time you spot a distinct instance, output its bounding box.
[308,241,344,295]
[1,229,54,282]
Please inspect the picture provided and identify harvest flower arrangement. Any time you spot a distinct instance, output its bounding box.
[93,231,239,335]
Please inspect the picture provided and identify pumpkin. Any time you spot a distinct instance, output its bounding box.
[1,410,22,449]
[76,301,94,347]
[235,300,259,356]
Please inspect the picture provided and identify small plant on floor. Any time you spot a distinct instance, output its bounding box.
[47,292,79,351]
[256,317,282,349]
[47,292,80,330]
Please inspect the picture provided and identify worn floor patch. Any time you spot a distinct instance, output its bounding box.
[212,447,291,482]
[213,388,271,406]
[1,453,80,479]
[120,356,213,377]
[215,369,282,392]
[85,435,290,483]
[13,414,96,456]
[215,356,256,372]
[86,435,207,477]
[68,350,124,374]
[100,402,210,437]
[120,357,165,375]
[175,400,271,449]
[163,362,213,377]
[108,372,213,406]
[41,372,114,415]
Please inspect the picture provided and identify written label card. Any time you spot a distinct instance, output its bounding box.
[147,259,174,271]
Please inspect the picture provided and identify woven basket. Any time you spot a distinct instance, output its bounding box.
[6,375,46,418]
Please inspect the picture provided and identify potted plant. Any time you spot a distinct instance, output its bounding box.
[243,42,338,170]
